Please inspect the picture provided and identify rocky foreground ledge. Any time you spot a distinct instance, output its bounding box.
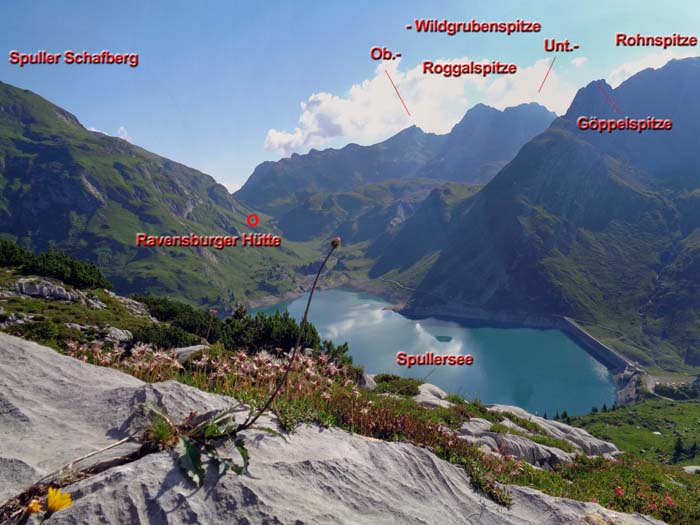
[0,334,664,524]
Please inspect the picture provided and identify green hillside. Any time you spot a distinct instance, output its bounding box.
[571,399,700,466]
[0,81,317,310]
[403,59,700,372]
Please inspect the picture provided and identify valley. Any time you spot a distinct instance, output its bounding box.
[2,59,700,379]
[3,4,700,524]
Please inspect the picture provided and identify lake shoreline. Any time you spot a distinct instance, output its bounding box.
[258,286,619,416]
[248,276,634,376]
[401,304,633,374]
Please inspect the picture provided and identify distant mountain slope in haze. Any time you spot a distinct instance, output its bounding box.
[404,58,700,371]
[277,179,445,243]
[237,126,444,216]
[418,103,557,183]
[0,81,303,307]
[235,103,556,216]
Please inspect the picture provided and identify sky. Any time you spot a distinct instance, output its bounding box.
[1,0,699,191]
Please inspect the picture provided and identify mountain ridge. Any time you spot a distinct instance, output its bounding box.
[401,57,700,371]
[0,80,307,309]
[235,102,556,216]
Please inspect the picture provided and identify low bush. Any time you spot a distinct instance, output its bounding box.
[374,373,423,396]
[134,294,352,364]
[0,239,111,289]
[131,323,200,349]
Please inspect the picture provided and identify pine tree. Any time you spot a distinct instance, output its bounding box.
[591,406,599,414]
[602,403,608,413]
[673,434,685,463]
[561,410,570,424]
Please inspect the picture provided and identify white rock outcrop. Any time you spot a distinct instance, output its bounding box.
[458,418,576,468]
[172,344,210,363]
[0,334,662,524]
[412,382,455,409]
[489,404,619,456]
[14,278,79,302]
[12,277,106,309]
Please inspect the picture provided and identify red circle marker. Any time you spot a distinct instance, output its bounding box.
[246,213,259,227]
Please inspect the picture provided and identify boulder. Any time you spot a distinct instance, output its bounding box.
[105,326,133,343]
[64,322,98,332]
[491,433,574,468]
[359,373,376,391]
[412,382,454,409]
[458,421,575,469]
[14,278,80,302]
[0,334,662,524]
[488,404,618,456]
[105,291,157,320]
[459,417,493,437]
[172,344,210,363]
[683,466,700,474]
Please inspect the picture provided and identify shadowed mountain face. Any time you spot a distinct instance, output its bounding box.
[235,103,556,216]
[418,102,558,183]
[0,81,302,306]
[404,58,700,370]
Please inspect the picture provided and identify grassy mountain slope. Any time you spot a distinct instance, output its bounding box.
[278,178,451,242]
[0,81,313,308]
[237,126,445,216]
[419,102,556,183]
[235,103,555,217]
[403,58,700,372]
[571,398,700,467]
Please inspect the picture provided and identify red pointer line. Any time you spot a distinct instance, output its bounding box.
[596,83,622,114]
[538,56,557,93]
[385,70,411,116]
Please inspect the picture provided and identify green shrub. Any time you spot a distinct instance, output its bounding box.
[131,323,200,349]
[134,295,351,363]
[22,248,111,289]
[374,373,423,396]
[0,239,111,289]
[133,294,220,342]
[0,239,31,267]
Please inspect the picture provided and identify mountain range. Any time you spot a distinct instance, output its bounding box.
[0,81,304,308]
[2,58,699,372]
[235,103,556,217]
[399,58,700,371]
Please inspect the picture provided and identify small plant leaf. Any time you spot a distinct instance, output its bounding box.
[251,425,285,440]
[209,448,235,475]
[235,438,250,474]
[177,437,205,486]
[218,457,234,475]
[204,423,221,439]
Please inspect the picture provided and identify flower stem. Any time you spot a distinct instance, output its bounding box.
[238,242,337,432]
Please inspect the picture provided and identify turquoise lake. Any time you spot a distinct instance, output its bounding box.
[255,289,617,416]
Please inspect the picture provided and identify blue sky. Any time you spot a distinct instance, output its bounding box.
[1,0,698,190]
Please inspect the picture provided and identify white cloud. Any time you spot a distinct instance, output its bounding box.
[483,58,577,114]
[87,126,106,134]
[117,126,132,142]
[223,182,241,193]
[265,57,576,155]
[607,49,697,87]
[571,57,588,68]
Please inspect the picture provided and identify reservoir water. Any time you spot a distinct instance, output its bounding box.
[256,289,616,416]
